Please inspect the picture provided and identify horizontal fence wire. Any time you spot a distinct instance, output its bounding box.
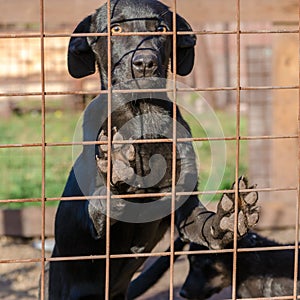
[0,134,299,150]
[1,29,300,39]
[2,85,300,99]
[2,243,300,264]
[0,186,298,204]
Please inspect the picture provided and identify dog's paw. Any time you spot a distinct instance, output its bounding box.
[213,176,259,241]
[96,127,135,186]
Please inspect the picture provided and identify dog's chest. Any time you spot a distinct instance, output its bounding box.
[113,100,172,138]
[107,100,179,191]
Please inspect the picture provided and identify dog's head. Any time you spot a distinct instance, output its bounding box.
[180,243,232,300]
[68,0,196,88]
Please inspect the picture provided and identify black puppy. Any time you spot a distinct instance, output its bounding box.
[47,1,259,299]
[129,234,299,299]
[180,233,300,299]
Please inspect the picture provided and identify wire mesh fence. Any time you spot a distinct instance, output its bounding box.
[0,0,299,299]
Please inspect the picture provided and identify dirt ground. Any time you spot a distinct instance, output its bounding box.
[0,236,41,300]
[0,234,232,300]
[0,211,296,300]
[0,237,230,300]
[0,237,224,300]
[0,226,295,300]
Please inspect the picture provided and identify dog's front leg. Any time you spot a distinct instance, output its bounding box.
[88,184,126,239]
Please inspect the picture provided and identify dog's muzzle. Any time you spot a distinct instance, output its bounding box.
[132,50,159,78]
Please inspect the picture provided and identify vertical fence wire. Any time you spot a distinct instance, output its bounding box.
[39,0,46,299]
[232,0,241,299]
[294,1,300,298]
[105,0,113,299]
[169,0,178,299]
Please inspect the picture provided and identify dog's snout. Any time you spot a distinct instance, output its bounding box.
[132,53,158,77]
[179,288,191,299]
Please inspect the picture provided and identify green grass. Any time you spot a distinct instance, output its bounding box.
[0,104,81,208]
[182,109,248,203]
[0,99,248,208]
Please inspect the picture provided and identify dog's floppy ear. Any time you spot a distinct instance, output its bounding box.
[172,14,196,76]
[68,15,96,78]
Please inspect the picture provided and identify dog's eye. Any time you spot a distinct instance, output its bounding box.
[156,25,167,32]
[111,25,122,34]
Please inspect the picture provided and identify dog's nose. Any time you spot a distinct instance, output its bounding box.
[179,289,189,299]
[180,288,196,299]
[132,53,158,77]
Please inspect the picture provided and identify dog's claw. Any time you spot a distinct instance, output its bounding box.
[99,130,108,152]
[96,127,136,187]
[112,126,123,149]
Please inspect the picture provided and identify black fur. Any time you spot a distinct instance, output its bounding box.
[128,234,299,299]
[181,233,299,299]
[127,237,188,299]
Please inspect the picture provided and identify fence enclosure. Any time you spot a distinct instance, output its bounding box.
[0,0,299,299]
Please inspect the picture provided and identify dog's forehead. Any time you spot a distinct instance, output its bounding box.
[112,0,169,19]
[95,0,171,27]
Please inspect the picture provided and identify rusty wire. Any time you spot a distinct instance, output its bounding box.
[0,0,300,300]
[1,243,300,265]
[105,0,113,298]
[293,1,300,299]
[168,0,178,299]
[1,28,300,40]
[0,134,299,157]
[2,85,300,99]
[0,185,298,206]
[231,0,241,298]
[39,0,46,299]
